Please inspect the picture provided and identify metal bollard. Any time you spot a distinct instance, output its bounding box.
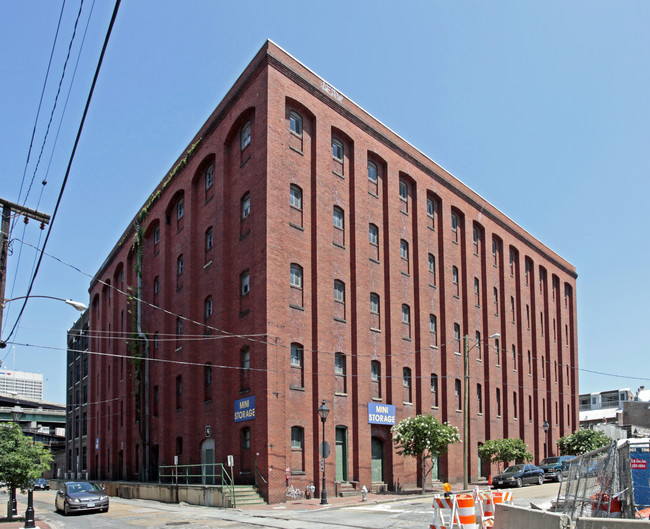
[361,485,368,501]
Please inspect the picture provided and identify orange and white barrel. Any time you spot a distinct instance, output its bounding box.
[455,494,478,529]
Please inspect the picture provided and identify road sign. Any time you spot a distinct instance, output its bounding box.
[319,441,331,459]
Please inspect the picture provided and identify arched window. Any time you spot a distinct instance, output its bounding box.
[290,263,303,289]
[332,139,343,161]
[240,121,251,151]
[240,270,250,296]
[289,112,303,136]
[334,280,345,303]
[368,161,378,183]
[241,193,251,220]
[205,163,214,190]
[290,184,302,210]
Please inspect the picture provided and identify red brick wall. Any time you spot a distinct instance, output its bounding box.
[88,41,578,503]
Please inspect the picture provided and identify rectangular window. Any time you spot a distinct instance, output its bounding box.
[451,213,458,242]
[241,271,250,296]
[477,383,483,414]
[290,343,303,367]
[431,373,439,407]
[369,224,378,245]
[452,266,459,296]
[370,293,380,314]
[241,194,251,219]
[474,277,480,305]
[475,331,481,360]
[496,388,501,417]
[455,378,462,410]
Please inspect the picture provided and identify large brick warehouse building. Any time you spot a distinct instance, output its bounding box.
[87,41,578,503]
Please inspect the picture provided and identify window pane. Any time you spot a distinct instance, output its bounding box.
[290,264,302,288]
[290,185,302,209]
[333,207,344,229]
[368,162,378,183]
[289,112,302,136]
[241,122,251,150]
[332,139,343,160]
[399,180,407,200]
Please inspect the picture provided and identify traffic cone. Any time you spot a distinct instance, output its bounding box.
[488,474,492,486]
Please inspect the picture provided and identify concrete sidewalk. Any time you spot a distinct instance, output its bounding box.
[241,481,476,511]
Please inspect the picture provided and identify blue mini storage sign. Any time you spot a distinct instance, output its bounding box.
[367,402,396,425]
[234,396,255,422]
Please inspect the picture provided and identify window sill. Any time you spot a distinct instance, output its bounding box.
[453,295,460,299]
[370,327,381,333]
[289,222,304,231]
[400,209,408,216]
[176,225,184,235]
[430,345,438,350]
[204,399,212,404]
[402,337,412,342]
[334,392,347,397]
[240,229,250,241]
[290,304,304,311]
[369,257,380,264]
[452,240,458,245]
[204,260,213,269]
[289,145,303,155]
[371,397,382,402]
[333,242,346,249]
[291,470,306,475]
[332,170,345,179]
[290,385,305,392]
[368,190,378,199]
[427,225,435,231]
[403,401,413,406]
[175,346,183,352]
[475,304,480,308]
[454,351,461,356]
[176,285,183,292]
[429,283,436,288]
[431,405,439,410]
[401,272,411,277]
[239,388,250,394]
[239,309,250,317]
[240,155,251,168]
[334,317,347,323]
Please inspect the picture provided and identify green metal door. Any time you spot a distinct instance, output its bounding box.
[371,437,383,483]
[336,427,348,482]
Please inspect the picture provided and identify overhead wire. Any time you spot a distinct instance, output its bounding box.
[0,0,122,348]
[8,235,644,388]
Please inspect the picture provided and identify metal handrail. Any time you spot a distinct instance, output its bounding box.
[254,460,267,488]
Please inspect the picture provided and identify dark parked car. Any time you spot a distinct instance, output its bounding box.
[32,478,49,490]
[538,455,575,482]
[55,481,109,515]
[492,463,545,488]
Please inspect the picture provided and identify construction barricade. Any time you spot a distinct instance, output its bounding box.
[431,488,514,529]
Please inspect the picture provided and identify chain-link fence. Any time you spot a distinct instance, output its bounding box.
[554,439,650,520]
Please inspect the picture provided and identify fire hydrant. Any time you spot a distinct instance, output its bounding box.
[361,485,368,501]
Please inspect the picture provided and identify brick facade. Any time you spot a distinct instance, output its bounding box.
[87,41,578,503]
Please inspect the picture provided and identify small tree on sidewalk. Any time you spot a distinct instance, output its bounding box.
[477,438,533,474]
[391,414,460,493]
[0,423,53,520]
[557,429,610,455]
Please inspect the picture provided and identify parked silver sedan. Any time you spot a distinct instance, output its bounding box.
[55,481,109,515]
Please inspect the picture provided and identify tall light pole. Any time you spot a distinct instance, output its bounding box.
[464,332,500,490]
[317,400,330,505]
[543,420,550,458]
[0,295,87,348]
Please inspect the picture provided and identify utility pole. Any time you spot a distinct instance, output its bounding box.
[0,198,51,339]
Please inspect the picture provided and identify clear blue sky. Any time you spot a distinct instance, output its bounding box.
[1,1,648,404]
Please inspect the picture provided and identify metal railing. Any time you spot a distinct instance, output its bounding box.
[158,462,234,505]
[254,459,267,489]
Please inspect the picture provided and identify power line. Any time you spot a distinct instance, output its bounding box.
[1,0,122,347]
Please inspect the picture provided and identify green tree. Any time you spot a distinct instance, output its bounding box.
[391,414,460,493]
[557,429,610,455]
[0,423,53,520]
[478,438,533,473]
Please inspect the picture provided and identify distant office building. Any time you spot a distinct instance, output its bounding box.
[0,368,43,400]
[88,41,578,503]
[65,309,90,479]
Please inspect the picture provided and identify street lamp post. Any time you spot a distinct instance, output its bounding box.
[317,400,330,505]
[543,420,550,458]
[0,295,87,348]
[464,333,500,491]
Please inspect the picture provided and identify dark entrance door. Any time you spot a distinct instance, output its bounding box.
[371,437,383,483]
